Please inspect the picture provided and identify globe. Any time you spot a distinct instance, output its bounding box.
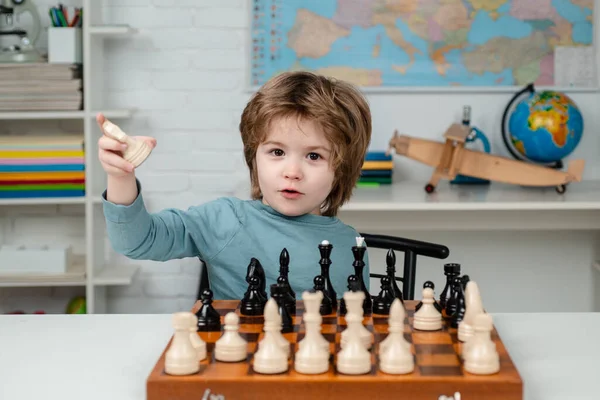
[506,90,583,164]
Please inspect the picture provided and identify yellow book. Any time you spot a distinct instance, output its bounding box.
[362,160,393,170]
[0,150,85,158]
[0,171,85,180]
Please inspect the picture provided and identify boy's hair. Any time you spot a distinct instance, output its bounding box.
[239,71,372,217]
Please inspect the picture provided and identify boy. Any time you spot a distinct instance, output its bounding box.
[98,71,372,301]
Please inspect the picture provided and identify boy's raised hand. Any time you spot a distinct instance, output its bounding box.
[96,113,157,177]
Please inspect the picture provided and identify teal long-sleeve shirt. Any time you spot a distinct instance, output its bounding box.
[101,181,370,301]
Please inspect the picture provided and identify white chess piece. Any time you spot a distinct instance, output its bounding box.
[189,326,207,362]
[165,312,200,375]
[379,298,414,374]
[215,312,248,362]
[413,287,442,331]
[253,299,288,374]
[258,299,290,357]
[379,298,410,353]
[458,281,484,342]
[340,290,373,349]
[102,120,152,167]
[337,291,372,375]
[294,291,330,374]
[463,313,500,375]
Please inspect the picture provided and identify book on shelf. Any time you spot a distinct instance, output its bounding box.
[358,151,393,187]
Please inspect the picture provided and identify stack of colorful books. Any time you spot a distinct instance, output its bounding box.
[0,135,85,199]
[358,151,393,187]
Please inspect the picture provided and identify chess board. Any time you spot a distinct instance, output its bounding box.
[147,300,523,400]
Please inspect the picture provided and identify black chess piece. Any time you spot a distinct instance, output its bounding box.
[240,275,267,316]
[246,257,267,299]
[445,276,462,319]
[338,274,360,316]
[270,282,295,319]
[270,283,294,333]
[318,240,336,308]
[352,242,372,315]
[451,276,467,328]
[195,288,221,332]
[440,263,461,309]
[277,248,295,299]
[372,275,395,315]
[385,249,403,301]
[415,281,442,312]
[313,275,333,315]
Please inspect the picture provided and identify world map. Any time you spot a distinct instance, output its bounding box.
[249,0,595,88]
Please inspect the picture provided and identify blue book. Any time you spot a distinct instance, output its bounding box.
[365,151,392,161]
[0,190,85,198]
[0,164,85,172]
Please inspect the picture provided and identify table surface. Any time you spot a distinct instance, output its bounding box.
[0,312,598,400]
[342,180,600,211]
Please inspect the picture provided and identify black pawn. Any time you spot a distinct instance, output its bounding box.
[351,244,372,315]
[372,276,395,315]
[338,274,360,316]
[385,249,403,301]
[277,248,295,299]
[240,275,267,316]
[451,277,467,328]
[313,275,333,315]
[440,263,461,309]
[416,280,442,312]
[196,288,221,332]
[271,283,293,333]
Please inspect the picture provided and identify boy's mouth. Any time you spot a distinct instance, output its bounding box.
[280,188,303,198]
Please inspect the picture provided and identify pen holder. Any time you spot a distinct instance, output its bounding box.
[48,27,82,64]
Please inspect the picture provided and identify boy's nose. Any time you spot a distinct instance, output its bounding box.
[284,164,303,180]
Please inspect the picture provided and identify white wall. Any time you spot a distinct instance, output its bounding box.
[0,0,598,314]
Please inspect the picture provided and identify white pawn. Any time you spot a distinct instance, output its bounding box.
[380,298,410,353]
[215,312,248,362]
[336,291,372,375]
[253,299,288,374]
[458,281,484,342]
[463,313,500,375]
[165,312,200,375]
[189,326,207,362]
[379,298,414,374]
[294,291,330,374]
[413,287,442,331]
[259,299,290,357]
[102,120,152,168]
[340,290,373,349]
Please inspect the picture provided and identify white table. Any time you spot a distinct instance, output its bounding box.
[0,313,598,400]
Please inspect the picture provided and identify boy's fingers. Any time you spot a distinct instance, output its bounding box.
[99,150,133,172]
[96,113,106,128]
[98,135,127,152]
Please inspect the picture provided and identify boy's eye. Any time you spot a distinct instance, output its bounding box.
[308,152,321,161]
[271,149,284,156]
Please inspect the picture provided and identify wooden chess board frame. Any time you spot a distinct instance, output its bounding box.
[147,300,523,400]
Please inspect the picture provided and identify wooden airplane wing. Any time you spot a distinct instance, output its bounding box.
[443,123,471,143]
[457,149,584,186]
[393,135,447,168]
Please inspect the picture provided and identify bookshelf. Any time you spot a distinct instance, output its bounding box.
[0,0,138,313]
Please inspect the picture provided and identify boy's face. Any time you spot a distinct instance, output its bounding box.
[255,116,335,216]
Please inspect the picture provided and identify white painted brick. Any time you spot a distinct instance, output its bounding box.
[105,90,189,111]
[193,7,248,28]
[107,296,185,314]
[104,44,192,70]
[145,110,238,130]
[146,151,238,172]
[105,6,194,28]
[105,69,153,90]
[144,192,224,212]
[142,28,243,50]
[143,275,199,298]
[151,70,241,90]
[185,90,251,111]
[141,173,190,193]
[189,173,244,193]
[105,0,149,6]
[191,48,246,70]
[189,130,243,151]
[154,0,244,7]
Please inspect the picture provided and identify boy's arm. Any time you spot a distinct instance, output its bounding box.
[102,179,240,261]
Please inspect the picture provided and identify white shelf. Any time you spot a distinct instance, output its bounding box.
[0,263,85,287]
[343,180,600,211]
[0,109,135,120]
[0,197,86,206]
[89,24,137,36]
[94,264,139,286]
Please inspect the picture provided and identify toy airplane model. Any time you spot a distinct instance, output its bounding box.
[386,123,584,194]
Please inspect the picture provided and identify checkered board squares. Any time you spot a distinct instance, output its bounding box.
[147,300,523,400]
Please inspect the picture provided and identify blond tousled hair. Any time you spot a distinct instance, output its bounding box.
[239,71,372,217]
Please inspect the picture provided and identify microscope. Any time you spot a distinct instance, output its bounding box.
[0,0,43,62]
